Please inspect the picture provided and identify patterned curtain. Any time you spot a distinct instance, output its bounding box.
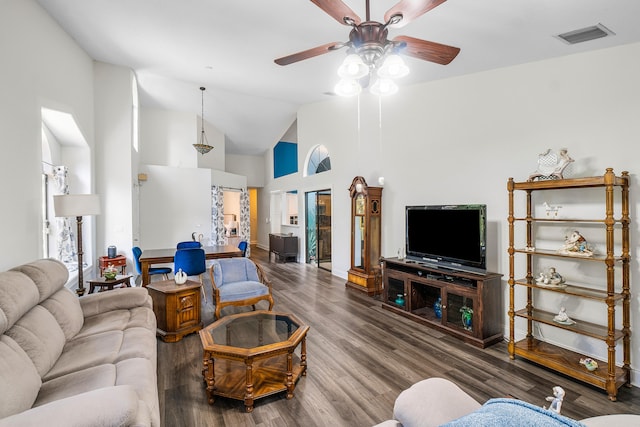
[210,185,226,245]
[239,188,251,256]
[53,166,76,266]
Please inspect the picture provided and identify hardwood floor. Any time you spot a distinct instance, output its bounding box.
[157,247,639,426]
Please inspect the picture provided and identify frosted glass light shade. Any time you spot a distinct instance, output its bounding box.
[54,194,101,217]
[370,78,398,96]
[377,54,409,79]
[334,79,362,97]
[337,54,369,79]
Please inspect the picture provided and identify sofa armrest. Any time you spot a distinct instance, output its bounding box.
[393,378,482,427]
[0,386,140,427]
[80,287,152,318]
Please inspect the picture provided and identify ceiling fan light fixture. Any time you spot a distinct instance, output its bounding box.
[334,78,362,97]
[377,54,409,79]
[370,78,398,96]
[338,54,369,79]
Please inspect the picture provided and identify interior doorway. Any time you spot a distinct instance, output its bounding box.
[305,189,332,271]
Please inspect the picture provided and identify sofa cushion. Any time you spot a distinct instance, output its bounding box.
[0,335,41,419]
[40,288,83,340]
[0,271,39,334]
[44,325,156,381]
[441,398,587,427]
[5,305,65,377]
[10,259,68,302]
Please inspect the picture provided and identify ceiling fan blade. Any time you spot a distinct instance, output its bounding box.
[393,35,460,65]
[274,42,344,66]
[385,0,447,28]
[311,0,361,26]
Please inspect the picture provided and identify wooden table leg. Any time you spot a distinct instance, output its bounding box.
[141,260,150,287]
[203,351,215,405]
[301,336,307,376]
[244,360,254,412]
[286,352,294,399]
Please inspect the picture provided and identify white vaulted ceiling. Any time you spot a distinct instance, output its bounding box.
[36,0,640,155]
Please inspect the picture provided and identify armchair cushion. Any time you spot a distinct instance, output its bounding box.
[218,280,271,302]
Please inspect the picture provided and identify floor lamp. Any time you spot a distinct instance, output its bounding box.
[54,194,101,297]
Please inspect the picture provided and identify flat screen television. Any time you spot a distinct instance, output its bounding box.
[405,204,487,274]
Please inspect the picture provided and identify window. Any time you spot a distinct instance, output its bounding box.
[305,144,331,176]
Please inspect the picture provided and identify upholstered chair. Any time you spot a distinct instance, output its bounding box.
[209,258,274,319]
[174,248,207,302]
[177,241,202,249]
[237,240,248,257]
[132,246,171,282]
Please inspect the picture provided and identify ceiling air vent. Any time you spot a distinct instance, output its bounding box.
[556,23,615,45]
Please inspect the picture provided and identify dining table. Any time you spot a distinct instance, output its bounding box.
[138,245,242,287]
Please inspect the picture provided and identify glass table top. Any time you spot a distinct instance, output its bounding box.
[201,311,303,349]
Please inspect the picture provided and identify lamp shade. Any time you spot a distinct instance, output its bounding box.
[54,194,101,217]
[377,54,410,79]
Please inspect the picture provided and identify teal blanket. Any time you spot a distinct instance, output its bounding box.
[441,398,587,427]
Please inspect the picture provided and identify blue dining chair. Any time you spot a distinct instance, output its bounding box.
[238,241,248,257]
[174,248,207,302]
[177,241,202,249]
[132,246,172,283]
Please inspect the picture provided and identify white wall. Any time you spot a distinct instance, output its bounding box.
[226,153,264,188]
[0,0,95,270]
[262,42,640,384]
[138,165,212,249]
[94,62,135,265]
[139,108,196,168]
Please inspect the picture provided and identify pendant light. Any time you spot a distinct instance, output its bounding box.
[193,86,214,155]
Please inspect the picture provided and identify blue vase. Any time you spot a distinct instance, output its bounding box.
[395,294,405,306]
[433,297,442,318]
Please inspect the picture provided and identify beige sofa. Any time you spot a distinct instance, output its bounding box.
[374,377,640,427]
[0,259,159,427]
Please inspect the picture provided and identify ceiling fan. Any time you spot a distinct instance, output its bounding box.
[274,0,460,72]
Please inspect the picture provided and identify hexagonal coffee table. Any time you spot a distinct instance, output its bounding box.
[199,310,309,412]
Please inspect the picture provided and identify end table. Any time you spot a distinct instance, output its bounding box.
[147,279,203,343]
[87,275,132,294]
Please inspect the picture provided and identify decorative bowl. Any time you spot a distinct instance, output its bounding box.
[104,271,117,280]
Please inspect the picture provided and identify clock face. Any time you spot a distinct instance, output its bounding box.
[355,194,365,215]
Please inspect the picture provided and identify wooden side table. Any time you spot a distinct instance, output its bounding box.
[87,275,132,294]
[99,255,127,276]
[147,279,203,343]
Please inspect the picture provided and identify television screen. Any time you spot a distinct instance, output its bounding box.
[405,205,486,273]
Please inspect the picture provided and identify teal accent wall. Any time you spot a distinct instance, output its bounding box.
[273,141,298,178]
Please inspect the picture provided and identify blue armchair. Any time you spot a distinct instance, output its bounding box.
[132,246,171,282]
[209,257,274,319]
[174,248,207,302]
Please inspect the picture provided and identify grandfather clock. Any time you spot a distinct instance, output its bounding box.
[346,176,382,295]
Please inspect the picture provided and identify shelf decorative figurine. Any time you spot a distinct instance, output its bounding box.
[579,358,598,372]
[558,230,593,257]
[535,267,566,288]
[528,148,574,181]
[553,307,576,325]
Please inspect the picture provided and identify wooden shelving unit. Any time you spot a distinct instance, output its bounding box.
[507,168,631,400]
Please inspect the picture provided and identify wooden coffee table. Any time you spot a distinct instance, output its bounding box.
[199,310,309,412]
